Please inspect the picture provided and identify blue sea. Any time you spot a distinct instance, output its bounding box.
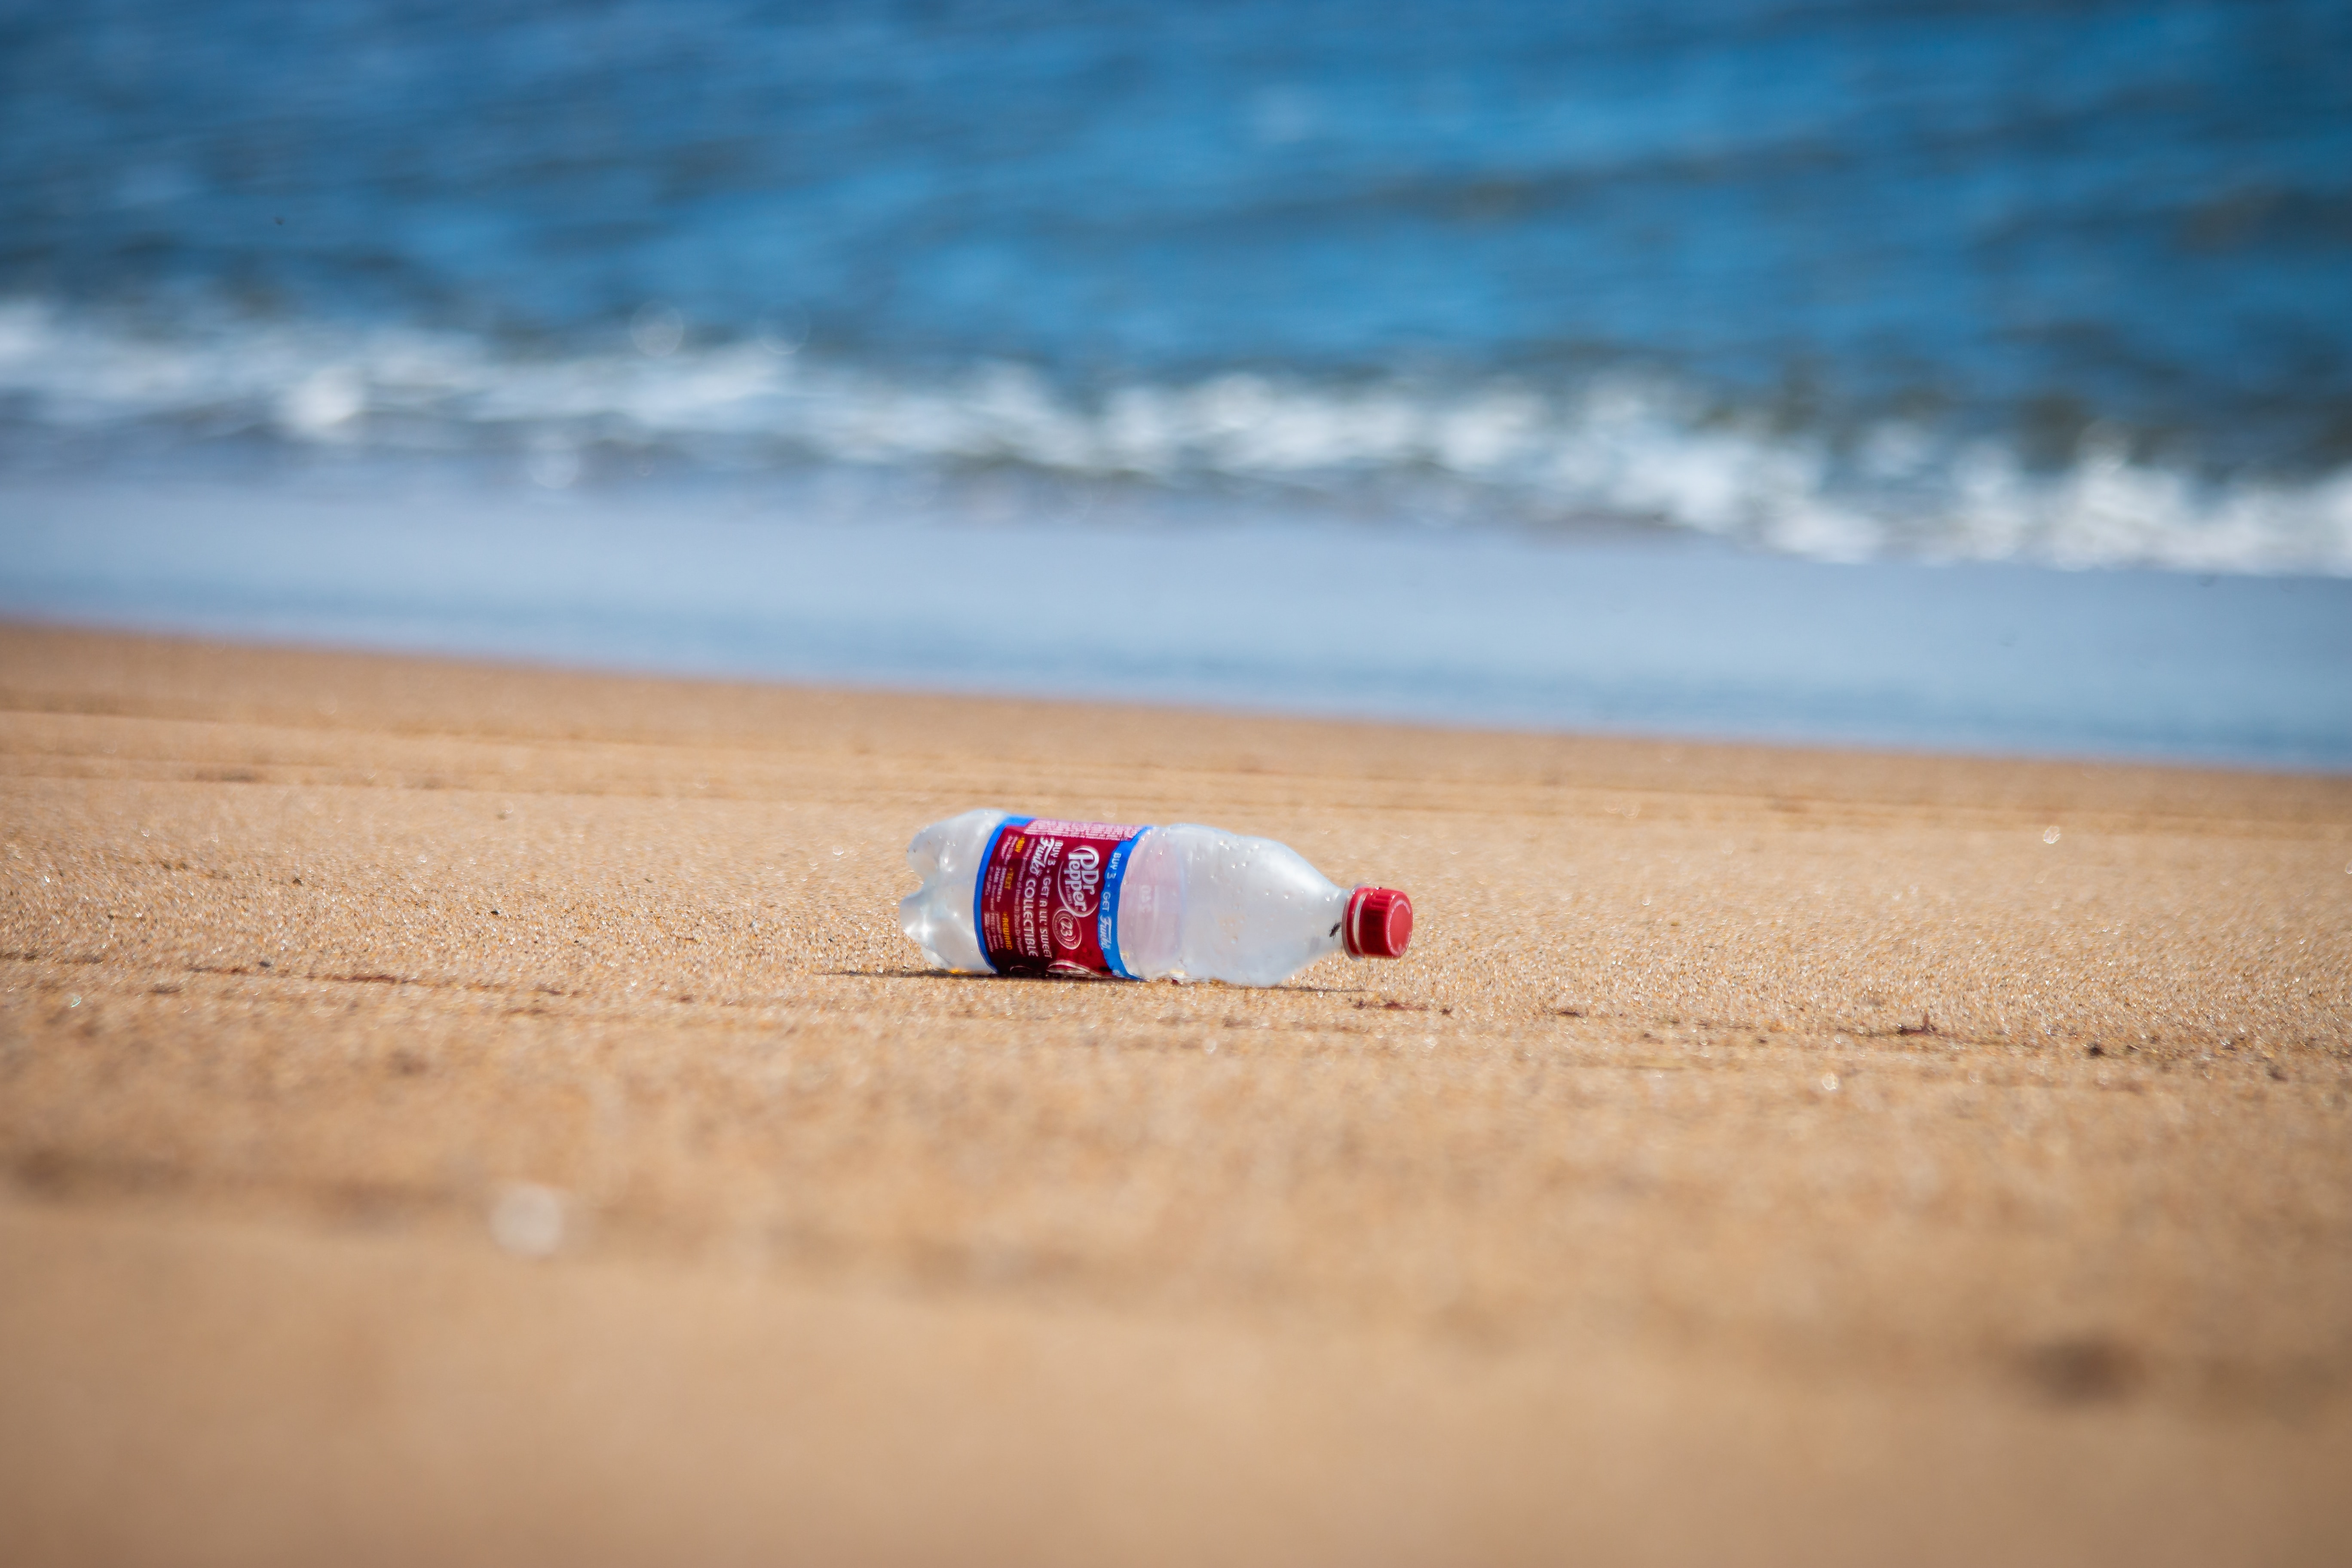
[3,0,2349,763]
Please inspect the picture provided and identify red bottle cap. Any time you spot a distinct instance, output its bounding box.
[1345,886,1413,959]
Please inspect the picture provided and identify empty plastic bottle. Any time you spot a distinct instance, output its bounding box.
[899,809,1412,987]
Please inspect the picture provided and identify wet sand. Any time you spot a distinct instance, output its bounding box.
[2,621,2348,1566]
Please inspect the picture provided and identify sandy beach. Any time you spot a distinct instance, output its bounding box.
[2,619,2348,1565]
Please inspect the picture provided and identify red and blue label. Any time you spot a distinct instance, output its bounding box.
[975,817,1148,979]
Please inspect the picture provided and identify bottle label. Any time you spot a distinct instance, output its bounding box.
[976,817,1149,979]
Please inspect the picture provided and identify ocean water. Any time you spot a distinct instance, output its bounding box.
[11,474,2350,766]
[3,1,2349,761]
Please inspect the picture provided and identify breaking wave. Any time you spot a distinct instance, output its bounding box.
[4,299,2348,577]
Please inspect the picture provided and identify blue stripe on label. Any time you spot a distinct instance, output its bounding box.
[1097,828,1149,980]
[973,816,1029,974]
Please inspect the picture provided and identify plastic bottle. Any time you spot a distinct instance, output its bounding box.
[898,809,1412,987]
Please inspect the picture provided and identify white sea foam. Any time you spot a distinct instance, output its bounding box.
[4,298,2347,576]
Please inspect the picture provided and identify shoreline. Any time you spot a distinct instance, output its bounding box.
[8,477,2351,768]
[3,623,2349,1563]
